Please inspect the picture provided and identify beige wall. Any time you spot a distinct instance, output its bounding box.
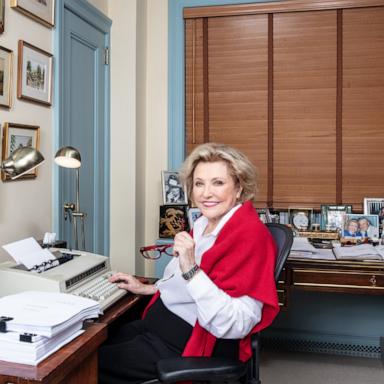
[0,5,53,261]
[0,0,168,277]
[94,0,168,276]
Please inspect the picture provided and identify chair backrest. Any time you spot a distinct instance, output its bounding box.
[265,223,293,281]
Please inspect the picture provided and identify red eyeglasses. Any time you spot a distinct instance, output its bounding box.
[139,244,174,260]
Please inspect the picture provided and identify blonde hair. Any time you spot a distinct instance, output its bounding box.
[180,143,258,205]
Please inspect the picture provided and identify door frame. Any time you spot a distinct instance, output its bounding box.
[54,0,111,254]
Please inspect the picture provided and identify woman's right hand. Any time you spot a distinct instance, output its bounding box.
[109,272,157,295]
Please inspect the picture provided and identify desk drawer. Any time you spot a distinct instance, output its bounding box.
[292,269,384,291]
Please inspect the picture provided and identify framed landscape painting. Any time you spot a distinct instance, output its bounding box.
[17,40,53,106]
[0,46,13,108]
[11,0,55,28]
[0,0,4,33]
[1,122,40,181]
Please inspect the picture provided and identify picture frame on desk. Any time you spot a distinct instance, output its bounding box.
[342,213,379,240]
[1,122,40,181]
[363,198,384,226]
[17,40,53,106]
[159,205,189,238]
[320,204,352,231]
[187,207,202,229]
[0,45,13,108]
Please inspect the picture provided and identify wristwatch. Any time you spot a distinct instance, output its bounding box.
[182,264,200,281]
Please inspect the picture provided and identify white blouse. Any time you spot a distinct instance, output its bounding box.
[156,204,263,339]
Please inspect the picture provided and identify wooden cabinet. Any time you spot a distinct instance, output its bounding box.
[184,0,384,210]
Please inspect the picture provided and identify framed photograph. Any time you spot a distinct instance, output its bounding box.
[0,0,4,33]
[162,171,188,205]
[320,205,352,231]
[11,0,55,28]
[17,40,53,106]
[188,207,202,229]
[0,46,13,108]
[1,122,40,181]
[288,207,313,231]
[363,198,384,225]
[342,213,379,239]
[159,205,189,238]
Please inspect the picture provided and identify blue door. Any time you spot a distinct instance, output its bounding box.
[55,0,111,254]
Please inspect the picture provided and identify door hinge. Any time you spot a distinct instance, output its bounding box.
[104,47,109,65]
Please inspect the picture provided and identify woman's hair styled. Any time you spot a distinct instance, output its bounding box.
[180,142,258,205]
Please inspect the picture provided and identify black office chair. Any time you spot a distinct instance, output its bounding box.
[144,223,293,384]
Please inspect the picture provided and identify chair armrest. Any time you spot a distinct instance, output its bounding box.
[157,357,246,383]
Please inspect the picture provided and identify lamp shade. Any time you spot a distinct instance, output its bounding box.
[54,146,81,169]
[1,147,45,180]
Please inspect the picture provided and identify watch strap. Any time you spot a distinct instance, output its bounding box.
[182,263,200,281]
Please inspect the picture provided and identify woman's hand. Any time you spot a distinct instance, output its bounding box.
[173,231,196,273]
[109,272,157,295]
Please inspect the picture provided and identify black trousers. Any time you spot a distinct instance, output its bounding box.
[98,298,239,384]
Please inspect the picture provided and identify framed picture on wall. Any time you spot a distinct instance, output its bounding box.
[17,40,53,106]
[0,0,4,33]
[10,0,55,28]
[1,122,40,181]
[0,46,13,108]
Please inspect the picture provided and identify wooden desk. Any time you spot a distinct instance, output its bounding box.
[0,323,107,384]
[0,291,151,384]
[278,257,384,308]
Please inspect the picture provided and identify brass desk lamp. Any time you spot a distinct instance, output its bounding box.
[54,146,86,250]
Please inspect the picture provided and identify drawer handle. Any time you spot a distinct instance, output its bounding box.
[369,275,377,287]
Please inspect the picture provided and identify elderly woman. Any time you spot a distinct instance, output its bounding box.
[99,143,279,384]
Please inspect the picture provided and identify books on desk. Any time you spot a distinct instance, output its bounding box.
[0,291,101,365]
[332,244,384,261]
[290,237,384,261]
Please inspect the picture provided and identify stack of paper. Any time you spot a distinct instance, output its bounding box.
[0,291,101,365]
[290,237,336,260]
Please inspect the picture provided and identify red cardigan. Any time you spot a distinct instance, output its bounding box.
[142,201,279,361]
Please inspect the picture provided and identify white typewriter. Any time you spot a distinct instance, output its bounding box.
[0,251,127,311]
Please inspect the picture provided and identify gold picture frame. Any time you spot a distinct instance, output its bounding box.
[0,46,13,108]
[11,0,55,28]
[1,122,40,181]
[17,40,53,106]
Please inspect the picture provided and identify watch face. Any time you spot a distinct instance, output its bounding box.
[293,212,309,230]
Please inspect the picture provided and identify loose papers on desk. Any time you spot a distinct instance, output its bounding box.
[290,237,336,260]
[0,291,101,365]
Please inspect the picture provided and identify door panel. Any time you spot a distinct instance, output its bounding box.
[59,5,108,253]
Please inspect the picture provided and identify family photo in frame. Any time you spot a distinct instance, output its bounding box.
[342,213,379,239]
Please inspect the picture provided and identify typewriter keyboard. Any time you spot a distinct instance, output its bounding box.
[71,272,126,310]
